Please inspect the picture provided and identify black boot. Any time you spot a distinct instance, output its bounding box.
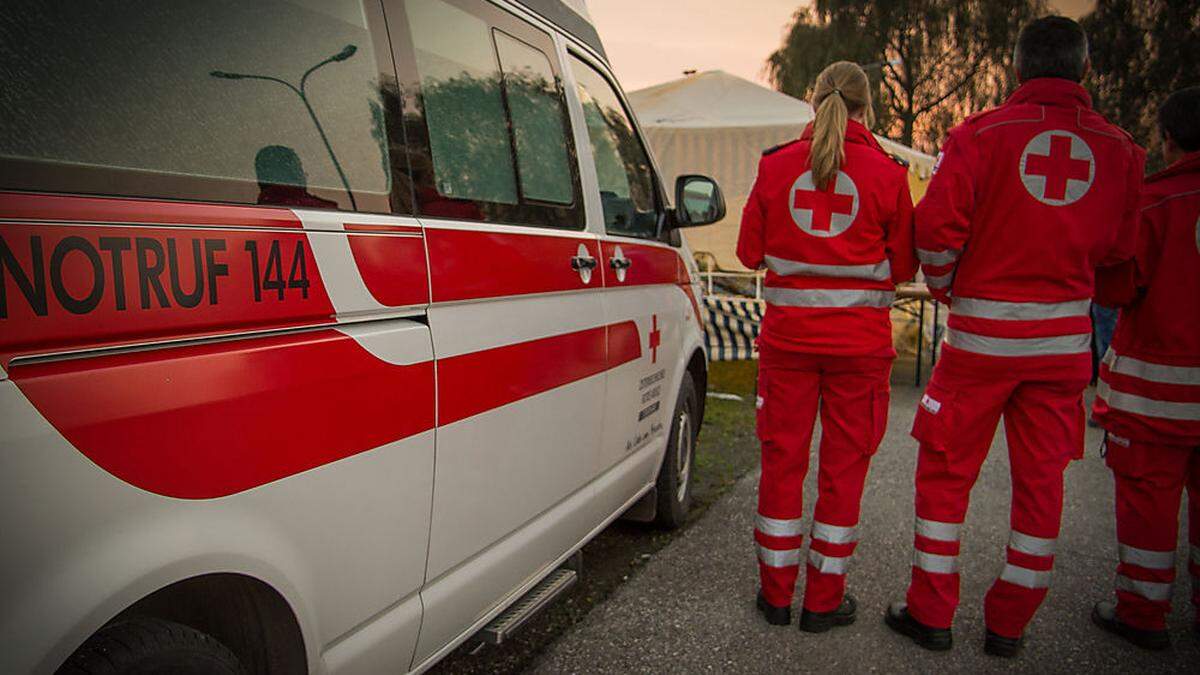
[984,630,1023,658]
[884,602,952,651]
[757,590,792,626]
[800,593,857,633]
[1091,600,1170,650]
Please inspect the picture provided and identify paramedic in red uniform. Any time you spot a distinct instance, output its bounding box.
[883,17,1145,657]
[1090,86,1200,650]
[737,61,917,632]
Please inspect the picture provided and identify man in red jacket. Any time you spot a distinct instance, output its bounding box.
[1090,86,1200,650]
[883,17,1145,657]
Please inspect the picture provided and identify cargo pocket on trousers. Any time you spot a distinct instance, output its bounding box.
[911,382,955,453]
[864,386,890,455]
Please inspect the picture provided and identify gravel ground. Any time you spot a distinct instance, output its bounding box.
[531,384,1199,674]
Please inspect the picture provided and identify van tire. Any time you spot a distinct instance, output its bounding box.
[59,616,244,675]
[655,371,698,529]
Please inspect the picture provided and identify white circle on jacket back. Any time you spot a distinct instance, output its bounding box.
[1019,130,1095,206]
[789,170,860,238]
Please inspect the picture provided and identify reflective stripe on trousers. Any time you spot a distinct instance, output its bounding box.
[756,514,804,538]
[812,521,858,545]
[808,549,851,575]
[1103,348,1200,386]
[1001,531,1056,589]
[916,517,961,542]
[944,328,1090,357]
[913,550,959,574]
[764,287,895,309]
[758,544,801,567]
[1119,544,1175,570]
[765,254,892,282]
[1097,381,1200,421]
[1116,574,1173,602]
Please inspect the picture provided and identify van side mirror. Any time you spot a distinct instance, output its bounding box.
[673,175,725,228]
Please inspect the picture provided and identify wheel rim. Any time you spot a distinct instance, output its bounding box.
[675,408,692,502]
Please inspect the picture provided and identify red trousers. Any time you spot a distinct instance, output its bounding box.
[905,349,1088,638]
[1105,436,1200,630]
[755,345,891,612]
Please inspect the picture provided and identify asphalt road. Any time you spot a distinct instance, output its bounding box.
[530,384,1198,673]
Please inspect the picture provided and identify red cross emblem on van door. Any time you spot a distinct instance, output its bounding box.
[789,170,859,238]
[1019,131,1094,206]
[649,315,661,363]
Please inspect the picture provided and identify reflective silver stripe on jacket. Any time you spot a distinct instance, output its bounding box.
[1115,574,1172,601]
[944,328,1091,357]
[1001,563,1052,589]
[764,287,895,308]
[1097,381,1200,421]
[917,247,959,266]
[1103,348,1200,386]
[1009,531,1056,557]
[1119,544,1175,570]
[916,517,961,542]
[812,521,859,545]
[925,270,953,289]
[765,255,892,282]
[913,550,959,574]
[808,549,851,575]
[758,544,802,567]
[756,514,805,538]
[952,297,1090,321]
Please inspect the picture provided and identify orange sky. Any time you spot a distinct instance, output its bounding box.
[588,1,1097,92]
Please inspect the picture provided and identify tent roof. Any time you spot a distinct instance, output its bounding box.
[628,70,814,129]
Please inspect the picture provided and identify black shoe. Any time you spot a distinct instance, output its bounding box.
[800,593,857,633]
[884,602,952,651]
[757,590,792,626]
[984,630,1023,658]
[1091,600,1170,650]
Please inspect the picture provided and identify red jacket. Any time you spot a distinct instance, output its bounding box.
[737,120,917,357]
[1093,151,1200,445]
[914,79,1144,371]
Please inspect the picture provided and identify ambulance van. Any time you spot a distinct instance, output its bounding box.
[0,0,724,672]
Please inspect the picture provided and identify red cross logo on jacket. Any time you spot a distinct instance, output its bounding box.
[788,170,860,238]
[1019,130,1095,206]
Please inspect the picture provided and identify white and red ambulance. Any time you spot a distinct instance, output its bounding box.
[0,1,723,672]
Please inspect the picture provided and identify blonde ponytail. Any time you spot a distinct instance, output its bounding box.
[809,61,873,190]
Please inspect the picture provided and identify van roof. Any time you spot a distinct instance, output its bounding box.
[514,0,607,59]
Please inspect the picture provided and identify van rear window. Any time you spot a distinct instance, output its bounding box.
[0,0,391,213]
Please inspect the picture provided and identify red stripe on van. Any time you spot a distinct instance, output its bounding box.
[438,321,641,425]
[0,192,304,229]
[425,228,597,302]
[11,329,435,499]
[601,241,680,287]
[346,232,430,308]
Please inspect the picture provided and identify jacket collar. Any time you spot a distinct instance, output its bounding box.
[1148,150,1200,183]
[800,119,884,151]
[1005,78,1093,110]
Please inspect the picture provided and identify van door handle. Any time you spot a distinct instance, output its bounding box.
[609,258,632,270]
[570,255,598,271]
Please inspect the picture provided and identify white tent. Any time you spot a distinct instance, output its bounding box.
[629,70,935,272]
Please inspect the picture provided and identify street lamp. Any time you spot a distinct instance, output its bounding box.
[211,44,360,210]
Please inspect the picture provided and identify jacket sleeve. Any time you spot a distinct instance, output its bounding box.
[886,172,918,284]
[1094,144,1148,307]
[736,159,767,270]
[913,130,976,304]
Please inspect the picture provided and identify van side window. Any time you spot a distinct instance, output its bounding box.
[569,56,659,239]
[0,0,394,213]
[397,0,583,229]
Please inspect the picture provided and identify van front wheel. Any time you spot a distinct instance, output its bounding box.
[59,616,243,675]
[655,372,698,529]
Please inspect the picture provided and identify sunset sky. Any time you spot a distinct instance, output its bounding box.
[587,1,1098,92]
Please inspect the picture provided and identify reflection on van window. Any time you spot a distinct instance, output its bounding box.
[0,0,390,211]
[407,0,518,205]
[495,31,573,205]
[570,56,658,239]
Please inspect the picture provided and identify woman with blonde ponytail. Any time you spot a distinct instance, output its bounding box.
[736,61,916,632]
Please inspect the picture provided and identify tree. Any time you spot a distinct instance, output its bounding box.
[1082,0,1200,171]
[767,0,1043,153]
